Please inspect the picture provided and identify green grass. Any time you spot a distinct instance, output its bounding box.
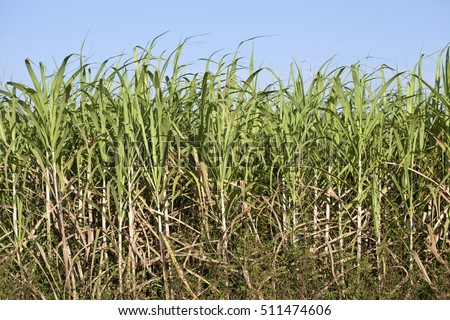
[0,37,449,299]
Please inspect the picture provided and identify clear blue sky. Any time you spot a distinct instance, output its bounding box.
[1,0,449,85]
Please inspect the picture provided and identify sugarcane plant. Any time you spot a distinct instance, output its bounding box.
[0,38,449,299]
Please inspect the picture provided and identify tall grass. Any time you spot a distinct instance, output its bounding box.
[0,38,449,299]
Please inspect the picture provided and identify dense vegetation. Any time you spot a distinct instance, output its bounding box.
[1,38,449,299]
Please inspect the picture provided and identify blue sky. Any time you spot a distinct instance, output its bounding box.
[1,0,449,85]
